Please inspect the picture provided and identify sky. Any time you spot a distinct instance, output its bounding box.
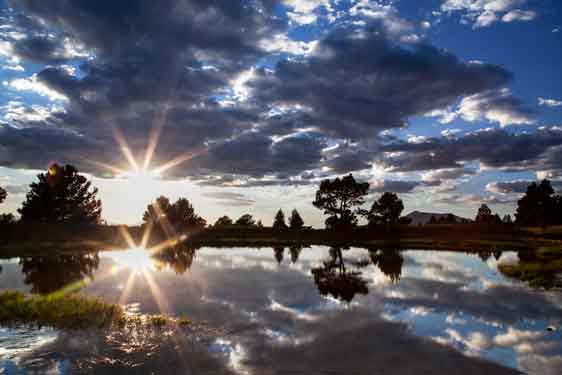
[0,0,561,227]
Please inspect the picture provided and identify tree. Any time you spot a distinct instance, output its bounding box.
[429,215,437,224]
[446,213,456,224]
[475,204,493,224]
[502,214,513,224]
[273,209,287,230]
[235,214,256,227]
[143,196,206,230]
[515,180,559,227]
[289,209,304,229]
[257,219,264,228]
[143,196,173,224]
[214,215,233,227]
[312,174,369,231]
[19,164,102,224]
[367,192,404,226]
[0,186,6,204]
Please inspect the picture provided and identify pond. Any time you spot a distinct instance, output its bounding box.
[1,246,561,374]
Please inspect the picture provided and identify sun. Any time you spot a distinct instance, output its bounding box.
[119,168,162,184]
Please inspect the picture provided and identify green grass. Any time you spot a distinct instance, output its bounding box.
[0,291,124,329]
[498,254,562,289]
[0,291,193,330]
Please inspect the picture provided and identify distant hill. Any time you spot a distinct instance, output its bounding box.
[404,211,471,225]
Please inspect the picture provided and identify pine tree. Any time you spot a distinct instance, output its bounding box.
[289,209,304,229]
[273,209,287,230]
[19,164,102,224]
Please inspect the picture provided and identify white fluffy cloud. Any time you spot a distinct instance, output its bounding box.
[457,89,534,127]
[538,97,562,107]
[441,0,536,28]
[502,9,536,22]
[426,89,534,127]
[3,74,68,102]
[283,0,332,24]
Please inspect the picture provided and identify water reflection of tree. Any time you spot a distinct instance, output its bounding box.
[152,245,197,275]
[311,246,368,303]
[289,245,303,264]
[369,249,404,283]
[273,246,285,265]
[19,253,100,294]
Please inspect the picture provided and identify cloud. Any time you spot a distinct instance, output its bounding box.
[538,97,562,107]
[248,23,512,140]
[282,0,331,25]
[486,180,562,194]
[0,0,542,186]
[3,74,69,101]
[422,168,477,181]
[456,89,534,127]
[191,132,326,178]
[501,9,536,22]
[441,0,535,28]
[381,127,562,176]
[203,191,256,206]
[370,179,441,194]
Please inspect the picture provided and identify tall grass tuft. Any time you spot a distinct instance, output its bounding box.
[0,291,124,329]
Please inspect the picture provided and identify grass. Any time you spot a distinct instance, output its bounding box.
[498,249,562,289]
[0,291,124,329]
[0,290,193,330]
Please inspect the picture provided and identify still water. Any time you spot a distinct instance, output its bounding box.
[1,246,561,374]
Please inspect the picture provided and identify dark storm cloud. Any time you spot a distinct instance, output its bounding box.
[192,132,326,178]
[0,125,101,171]
[0,2,550,183]
[2,0,283,175]
[382,127,562,175]
[248,23,512,140]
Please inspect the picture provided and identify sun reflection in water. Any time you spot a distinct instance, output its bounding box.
[106,248,156,275]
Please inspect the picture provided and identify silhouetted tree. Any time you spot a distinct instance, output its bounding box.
[257,219,264,228]
[19,164,102,224]
[475,204,493,224]
[313,174,369,231]
[502,214,513,224]
[446,213,456,224]
[367,192,404,226]
[289,209,304,229]
[214,215,233,227]
[235,214,256,227]
[515,180,560,227]
[143,196,205,230]
[273,209,288,230]
[429,215,437,224]
[0,186,11,226]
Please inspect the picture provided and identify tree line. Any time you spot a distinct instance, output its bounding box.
[1,164,561,230]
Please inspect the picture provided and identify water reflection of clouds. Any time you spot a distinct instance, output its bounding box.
[2,247,561,374]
